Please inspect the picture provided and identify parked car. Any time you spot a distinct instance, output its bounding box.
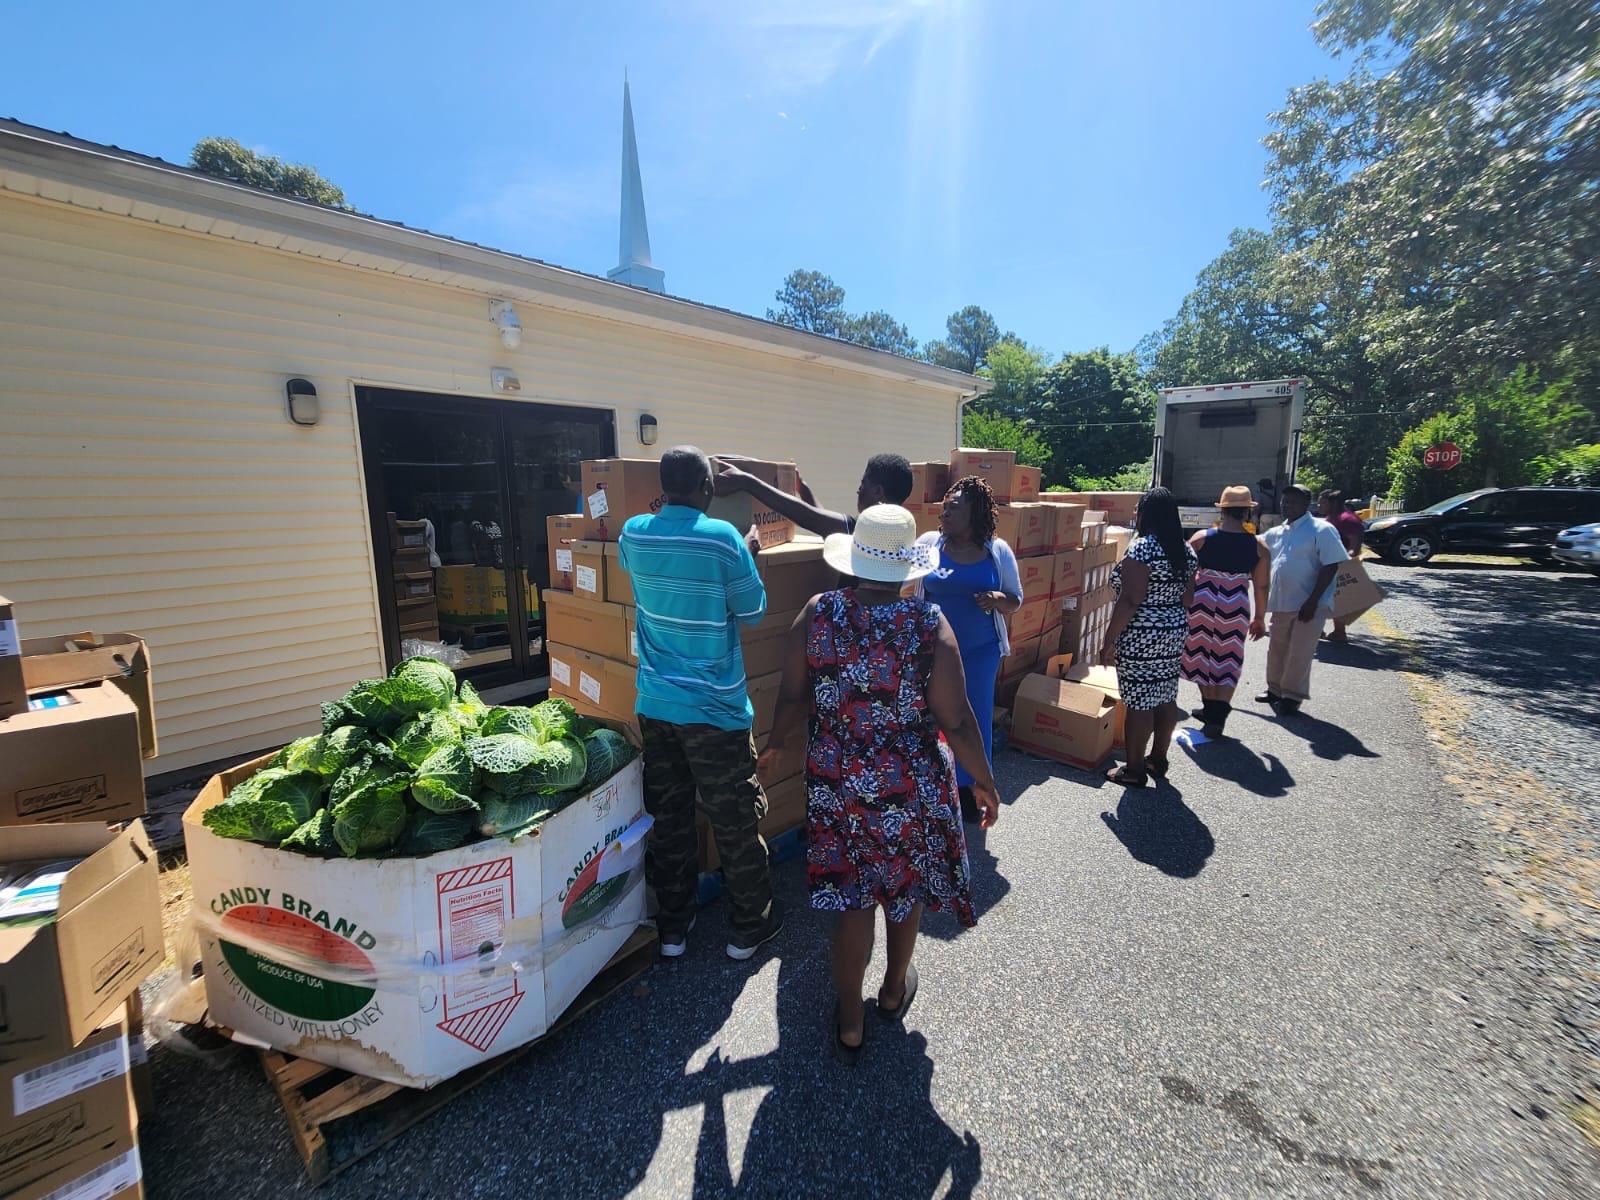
[1364,487,1600,565]
[1552,522,1600,575]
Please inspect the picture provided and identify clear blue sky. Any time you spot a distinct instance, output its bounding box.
[7,1,1341,358]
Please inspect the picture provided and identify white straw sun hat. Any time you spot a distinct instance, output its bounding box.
[822,504,935,583]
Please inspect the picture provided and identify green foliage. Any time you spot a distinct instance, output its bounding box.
[980,341,1052,419]
[330,787,409,857]
[527,697,578,742]
[291,725,374,776]
[1028,350,1155,487]
[840,311,917,356]
[464,733,543,775]
[1533,444,1600,488]
[479,792,568,841]
[280,809,339,857]
[391,711,464,767]
[1387,370,1579,508]
[1073,461,1153,492]
[959,409,1050,471]
[924,306,1002,374]
[479,705,540,740]
[189,138,348,208]
[410,745,479,814]
[397,810,477,856]
[766,270,917,356]
[580,729,638,792]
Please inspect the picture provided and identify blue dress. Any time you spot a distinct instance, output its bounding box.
[921,552,1002,786]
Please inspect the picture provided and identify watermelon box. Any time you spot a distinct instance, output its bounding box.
[181,748,648,1088]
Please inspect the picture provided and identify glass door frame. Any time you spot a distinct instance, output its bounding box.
[354,385,617,688]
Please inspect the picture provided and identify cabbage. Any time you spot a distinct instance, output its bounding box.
[331,788,409,857]
[392,711,465,767]
[267,735,319,771]
[289,725,372,776]
[203,769,323,843]
[480,792,568,840]
[410,745,478,813]
[389,657,457,713]
[327,750,413,813]
[485,736,587,796]
[478,706,539,740]
[580,728,638,792]
[397,809,477,855]
[464,733,543,775]
[280,809,339,857]
[528,697,578,742]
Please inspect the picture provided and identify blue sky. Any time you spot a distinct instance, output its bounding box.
[7,1,1341,359]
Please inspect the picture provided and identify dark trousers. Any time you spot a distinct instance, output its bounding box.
[640,716,772,941]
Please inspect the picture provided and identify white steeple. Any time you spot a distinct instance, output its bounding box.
[607,78,665,293]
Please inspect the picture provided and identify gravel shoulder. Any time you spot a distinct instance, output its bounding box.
[137,565,1600,1198]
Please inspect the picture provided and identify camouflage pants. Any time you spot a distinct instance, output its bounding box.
[639,716,772,941]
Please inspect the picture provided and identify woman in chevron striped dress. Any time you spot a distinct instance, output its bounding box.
[1181,486,1270,739]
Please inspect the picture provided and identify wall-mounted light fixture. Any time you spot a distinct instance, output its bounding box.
[489,299,522,350]
[638,413,659,446]
[285,377,319,426]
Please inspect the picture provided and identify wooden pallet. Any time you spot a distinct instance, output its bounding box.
[259,925,657,1185]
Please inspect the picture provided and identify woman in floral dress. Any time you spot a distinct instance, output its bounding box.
[760,505,1000,1063]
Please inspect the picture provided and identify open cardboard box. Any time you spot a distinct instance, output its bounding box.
[183,728,649,1089]
[0,823,162,1058]
[0,683,145,828]
[1009,660,1118,769]
[19,631,156,759]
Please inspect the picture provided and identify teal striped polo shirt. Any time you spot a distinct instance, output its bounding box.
[617,505,768,729]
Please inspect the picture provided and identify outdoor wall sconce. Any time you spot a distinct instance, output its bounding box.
[285,377,320,426]
[638,413,659,446]
[490,299,522,350]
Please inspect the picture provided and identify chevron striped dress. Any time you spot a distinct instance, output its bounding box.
[1181,529,1259,689]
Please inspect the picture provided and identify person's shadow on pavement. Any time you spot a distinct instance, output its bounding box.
[1179,738,1294,798]
[1100,784,1215,878]
[923,823,1010,941]
[1266,711,1381,762]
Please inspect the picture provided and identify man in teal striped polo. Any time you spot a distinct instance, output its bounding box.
[618,446,782,962]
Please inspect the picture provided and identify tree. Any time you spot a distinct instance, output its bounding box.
[979,340,1052,420]
[924,305,1001,374]
[1387,370,1581,507]
[960,410,1050,471]
[189,138,348,207]
[766,270,847,336]
[1029,349,1156,488]
[1263,0,1600,392]
[840,311,917,356]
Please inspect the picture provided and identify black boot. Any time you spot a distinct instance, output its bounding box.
[1202,702,1232,739]
[958,785,980,825]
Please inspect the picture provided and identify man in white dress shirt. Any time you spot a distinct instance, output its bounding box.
[1257,485,1349,715]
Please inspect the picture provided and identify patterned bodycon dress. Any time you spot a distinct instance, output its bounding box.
[1111,535,1199,711]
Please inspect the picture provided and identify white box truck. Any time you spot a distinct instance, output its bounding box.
[1151,378,1306,530]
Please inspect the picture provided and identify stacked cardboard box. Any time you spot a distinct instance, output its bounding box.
[387,513,439,642]
[1010,657,1123,770]
[1,601,164,1200]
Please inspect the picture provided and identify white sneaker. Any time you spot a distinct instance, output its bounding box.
[659,917,695,959]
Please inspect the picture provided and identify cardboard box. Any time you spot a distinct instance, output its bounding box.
[542,591,631,663]
[1006,598,1050,644]
[708,458,799,550]
[0,822,162,1058]
[1017,556,1055,605]
[1086,491,1143,527]
[568,540,607,602]
[394,596,439,633]
[1042,502,1086,552]
[1052,549,1086,598]
[762,774,806,837]
[387,515,429,552]
[0,684,145,828]
[1,597,29,720]
[1081,511,1107,547]
[1011,464,1043,502]
[547,643,638,724]
[1058,661,1125,749]
[7,1139,142,1200]
[748,670,782,739]
[603,543,634,606]
[1010,504,1054,558]
[19,632,157,759]
[546,514,583,592]
[739,609,800,678]
[1041,596,1064,635]
[992,506,1020,550]
[948,448,1016,503]
[757,540,838,613]
[1332,558,1385,623]
[125,991,153,1119]
[1009,673,1117,769]
[0,1009,137,1197]
[184,744,648,1088]
[578,458,667,540]
[910,462,950,504]
[435,566,507,621]
[906,502,943,536]
[392,546,431,574]
[392,571,435,603]
[624,607,638,664]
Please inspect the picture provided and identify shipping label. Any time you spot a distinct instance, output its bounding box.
[555,549,573,573]
[12,1037,129,1115]
[38,1147,141,1200]
[587,488,609,518]
[575,565,598,595]
[578,671,602,704]
[0,619,18,656]
[550,657,571,687]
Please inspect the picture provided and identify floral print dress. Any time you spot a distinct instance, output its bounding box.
[804,589,975,926]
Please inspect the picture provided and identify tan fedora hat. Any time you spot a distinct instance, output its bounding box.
[1215,485,1255,508]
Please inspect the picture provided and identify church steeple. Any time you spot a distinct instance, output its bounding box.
[607,78,665,293]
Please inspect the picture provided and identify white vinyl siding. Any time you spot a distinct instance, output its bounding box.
[0,191,963,774]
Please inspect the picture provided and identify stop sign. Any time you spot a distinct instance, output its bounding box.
[1423,442,1462,470]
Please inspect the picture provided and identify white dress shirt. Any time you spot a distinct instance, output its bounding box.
[1263,514,1350,613]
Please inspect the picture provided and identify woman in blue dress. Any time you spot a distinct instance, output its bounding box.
[916,476,1023,821]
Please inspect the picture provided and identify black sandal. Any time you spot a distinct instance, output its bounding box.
[832,1002,864,1065]
[877,963,919,1023]
[1146,757,1169,778]
[1105,764,1148,787]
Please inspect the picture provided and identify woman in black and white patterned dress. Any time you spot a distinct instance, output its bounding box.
[1099,488,1197,786]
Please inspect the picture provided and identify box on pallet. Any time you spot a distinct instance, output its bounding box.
[991,506,1020,549]
[0,683,145,827]
[548,643,638,723]
[542,592,631,663]
[740,609,801,677]
[910,462,950,504]
[708,458,799,550]
[547,514,584,591]
[757,540,838,613]
[20,630,157,759]
[1081,511,1107,546]
[183,747,649,1089]
[906,502,943,536]
[0,1008,139,1199]
[1052,549,1085,598]
[1011,464,1043,503]
[1085,491,1143,526]
[0,822,162,1057]
[1010,504,1054,558]
[1017,556,1055,605]
[578,459,667,540]
[1041,502,1086,552]
[949,449,1016,504]
[1006,598,1051,644]
[566,541,636,607]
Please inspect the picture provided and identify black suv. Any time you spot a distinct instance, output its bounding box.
[1364,487,1600,565]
